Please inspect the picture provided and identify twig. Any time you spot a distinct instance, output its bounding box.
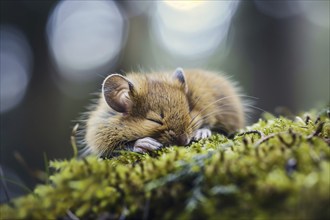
[278,131,296,148]
[71,123,79,158]
[254,134,277,148]
[305,115,311,125]
[237,130,265,138]
[143,197,151,220]
[119,206,128,220]
[0,165,10,202]
[307,122,325,140]
[43,152,50,185]
[66,210,80,220]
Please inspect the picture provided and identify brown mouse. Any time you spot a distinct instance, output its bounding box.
[81,68,246,156]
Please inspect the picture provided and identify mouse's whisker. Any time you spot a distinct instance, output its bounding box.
[184,94,206,121]
[188,101,239,128]
[188,94,252,126]
[217,102,265,120]
[188,115,203,129]
[242,103,266,113]
[189,108,245,132]
[187,95,231,126]
[189,96,202,111]
[188,94,205,114]
[189,120,203,132]
[194,110,240,128]
[197,99,265,121]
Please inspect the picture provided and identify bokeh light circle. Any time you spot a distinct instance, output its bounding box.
[0,25,33,113]
[47,0,126,82]
[150,0,240,59]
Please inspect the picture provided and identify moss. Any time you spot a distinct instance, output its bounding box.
[1,109,330,220]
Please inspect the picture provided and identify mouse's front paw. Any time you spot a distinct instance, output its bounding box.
[133,137,163,153]
[193,128,212,141]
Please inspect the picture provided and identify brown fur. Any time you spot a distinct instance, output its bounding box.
[84,69,245,156]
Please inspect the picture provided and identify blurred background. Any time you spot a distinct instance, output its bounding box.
[0,0,329,201]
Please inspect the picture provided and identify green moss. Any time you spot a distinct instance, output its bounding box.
[1,109,330,220]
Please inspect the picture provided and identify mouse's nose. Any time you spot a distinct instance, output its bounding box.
[176,134,190,146]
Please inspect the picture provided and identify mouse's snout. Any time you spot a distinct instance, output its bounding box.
[162,130,191,146]
[176,134,191,146]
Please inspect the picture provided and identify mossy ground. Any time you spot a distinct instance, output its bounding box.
[1,109,330,220]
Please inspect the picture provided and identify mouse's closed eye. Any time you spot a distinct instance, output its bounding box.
[146,118,163,125]
[146,111,164,126]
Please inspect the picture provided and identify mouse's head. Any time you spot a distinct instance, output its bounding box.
[102,68,194,146]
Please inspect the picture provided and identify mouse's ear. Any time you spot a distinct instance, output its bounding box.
[102,74,134,113]
[172,67,188,93]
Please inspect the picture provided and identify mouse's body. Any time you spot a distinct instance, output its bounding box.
[82,68,245,156]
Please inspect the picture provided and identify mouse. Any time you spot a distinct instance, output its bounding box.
[80,68,246,157]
